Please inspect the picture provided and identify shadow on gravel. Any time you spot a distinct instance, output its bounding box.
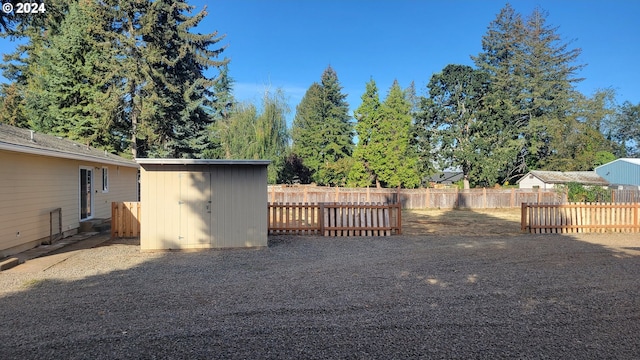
[1,209,640,359]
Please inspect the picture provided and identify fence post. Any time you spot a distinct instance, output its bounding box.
[397,202,402,235]
[319,203,325,236]
[483,188,487,208]
[521,203,527,232]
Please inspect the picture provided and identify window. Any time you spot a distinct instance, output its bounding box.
[102,167,109,193]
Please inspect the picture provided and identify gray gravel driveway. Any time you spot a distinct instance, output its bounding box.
[1,233,639,359]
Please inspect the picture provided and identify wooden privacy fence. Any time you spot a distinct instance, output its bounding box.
[269,185,565,209]
[521,202,640,234]
[111,202,141,238]
[268,202,402,236]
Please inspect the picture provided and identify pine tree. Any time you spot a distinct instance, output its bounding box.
[0,83,27,127]
[103,0,228,158]
[292,83,324,179]
[348,79,381,187]
[372,81,421,188]
[21,1,122,151]
[292,66,354,185]
[473,4,585,180]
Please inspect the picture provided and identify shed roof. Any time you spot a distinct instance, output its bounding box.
[136,158,271,166]
[518,170,609,186]
[595,158,640,169]
[428,171,464,183]
[0,123,138,167]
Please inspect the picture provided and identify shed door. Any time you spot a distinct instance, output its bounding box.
[178,172,211,246]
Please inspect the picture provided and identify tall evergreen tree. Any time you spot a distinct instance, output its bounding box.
[1,0,230,158]
[348,78,381,187]
[0,83,27,127]
[105,0,228,158]
[545,90,617,170]
[292,66,353,185]
[372,81,421,188]
[473,4,585,180]
[21,1,123,151]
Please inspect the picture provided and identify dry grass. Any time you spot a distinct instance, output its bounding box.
[403,208,522,236]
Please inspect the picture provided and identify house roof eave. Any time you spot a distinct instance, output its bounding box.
[0,142,139,168]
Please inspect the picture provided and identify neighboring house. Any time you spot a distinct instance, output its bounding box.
[517,170,609,189]
[595,158,640,188]
[427,171,464,188]
[0,123,139,258]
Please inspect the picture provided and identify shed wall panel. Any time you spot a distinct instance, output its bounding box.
[139,163,267,250]
[596,160,640,186]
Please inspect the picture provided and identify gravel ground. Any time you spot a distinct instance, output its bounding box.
[1,233,640,359]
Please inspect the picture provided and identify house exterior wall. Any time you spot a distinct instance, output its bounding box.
[596,160,640,186]
[140,163,268,251]
[518,175,553,189]
[0,150,138,257]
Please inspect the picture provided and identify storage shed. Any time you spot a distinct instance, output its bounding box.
[595,158,640,188]
[137,159,270,251]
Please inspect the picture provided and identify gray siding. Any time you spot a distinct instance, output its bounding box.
[596,160,640,186]
[140,163,268,250]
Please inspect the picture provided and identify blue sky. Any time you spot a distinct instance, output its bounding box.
[196,0,640,119]
[1,0,638,122]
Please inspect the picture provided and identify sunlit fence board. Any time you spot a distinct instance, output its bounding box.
[268,202,401,236]
[521,202,640,234]
[111,201,141,238]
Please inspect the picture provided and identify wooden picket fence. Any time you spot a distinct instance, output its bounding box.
[521,202,640,234]
[111,202,141,238]
[268,202,402,236]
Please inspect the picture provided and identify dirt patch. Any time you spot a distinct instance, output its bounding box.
[403,208,522,236]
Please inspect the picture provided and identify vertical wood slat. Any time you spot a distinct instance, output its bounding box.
[111,202,141,238]
[267,202,402,236]
[522,202,640,234]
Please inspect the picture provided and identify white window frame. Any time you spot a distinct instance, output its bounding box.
[102,166,109,193]
[79,166,94,221]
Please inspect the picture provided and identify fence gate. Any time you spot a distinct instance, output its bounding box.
[521,202,640,234]
[268,202,402,236]
[111,202,141,238]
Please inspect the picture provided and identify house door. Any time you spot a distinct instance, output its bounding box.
[80,167,93,220]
